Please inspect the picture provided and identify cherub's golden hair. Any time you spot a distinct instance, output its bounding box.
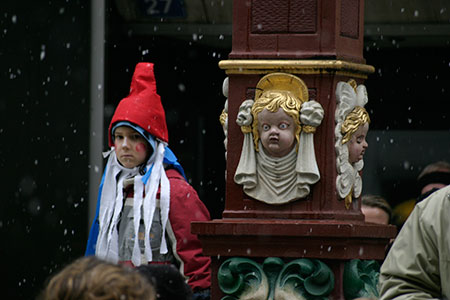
[341,106,371,144]
[251,90,302,152]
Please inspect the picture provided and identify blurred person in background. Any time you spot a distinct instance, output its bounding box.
[416,160,450,202]
[361,194,395,260]
[361,194,392,225]
[38,256,155,300]
[391,160,450,229]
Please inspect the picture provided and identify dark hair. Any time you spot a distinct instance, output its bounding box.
[416,161,450,195]
[417,160,450,180]
[137,264,193,300]
[361,194,392,222]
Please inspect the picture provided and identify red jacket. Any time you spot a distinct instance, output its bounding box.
[164,169,211,291]
[87,167,211,291]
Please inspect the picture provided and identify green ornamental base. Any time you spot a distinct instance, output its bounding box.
[217,257,379,300]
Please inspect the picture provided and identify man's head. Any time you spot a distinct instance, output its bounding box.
[417,161,450,197]
[361,194,392,225]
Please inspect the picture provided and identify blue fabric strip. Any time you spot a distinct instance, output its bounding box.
[163,147,187,180]
[85,163,107,256]
[141,147,186,184]
[142,164,154,185]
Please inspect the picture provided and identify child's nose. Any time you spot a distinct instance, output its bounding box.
[122,137,129,148]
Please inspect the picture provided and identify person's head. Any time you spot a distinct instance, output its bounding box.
[38,256,155,300]
[108,62,168,166]
[137,264,193,300]
[112,124,152,169]
[251,73,308,156]
[361,194,392,225]
[417,160,450,197]
[341,106,370,164]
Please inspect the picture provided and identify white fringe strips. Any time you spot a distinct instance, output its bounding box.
[96,142,170,266]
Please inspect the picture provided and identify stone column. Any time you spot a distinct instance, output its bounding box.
[192,1,396,299]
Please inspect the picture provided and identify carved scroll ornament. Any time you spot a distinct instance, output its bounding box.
[218,257,334,300]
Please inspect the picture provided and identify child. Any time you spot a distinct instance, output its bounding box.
[335,80,371,209]
[85,62,211,296]
[234,73,324,204]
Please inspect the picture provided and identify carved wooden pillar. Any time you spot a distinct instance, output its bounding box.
[192,1,396,299]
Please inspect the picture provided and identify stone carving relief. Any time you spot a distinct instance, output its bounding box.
[335,80,370,209]
[234,73,324,204]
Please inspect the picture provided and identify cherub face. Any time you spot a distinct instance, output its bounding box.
[257,108,296,157]
[348,122,369,164]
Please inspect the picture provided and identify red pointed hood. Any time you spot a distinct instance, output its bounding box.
[108,62,168,146]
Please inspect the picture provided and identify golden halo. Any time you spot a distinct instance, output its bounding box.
[255,72,309,102]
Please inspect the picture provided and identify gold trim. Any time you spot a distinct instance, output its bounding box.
[219,60,375,79]
[344,187,354,210]
[241,126,252,134]
[347,79,358,92]
[302,125,316,134]
[255,73,308,103]
[344,193,352,209]
[219,110,227,127]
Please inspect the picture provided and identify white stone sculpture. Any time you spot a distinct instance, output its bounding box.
[234,73,324,205]
[335,80,370,209]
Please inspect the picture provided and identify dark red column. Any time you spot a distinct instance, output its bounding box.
[192,1,396,299]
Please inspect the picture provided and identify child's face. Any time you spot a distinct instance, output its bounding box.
[258,108,296,157]
[113,126,149,168]
[347,122,369,164]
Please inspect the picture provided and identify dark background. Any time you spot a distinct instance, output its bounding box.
[1,1,449,299]
[1,1,91,298]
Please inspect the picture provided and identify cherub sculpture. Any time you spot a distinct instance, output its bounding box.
[335,80,370,209]
[234,73,324,204]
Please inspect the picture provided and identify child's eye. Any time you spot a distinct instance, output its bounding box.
[115,135,123,140]
[132,134,141,140]
[279,123,288,129]
[262,124,270,131]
